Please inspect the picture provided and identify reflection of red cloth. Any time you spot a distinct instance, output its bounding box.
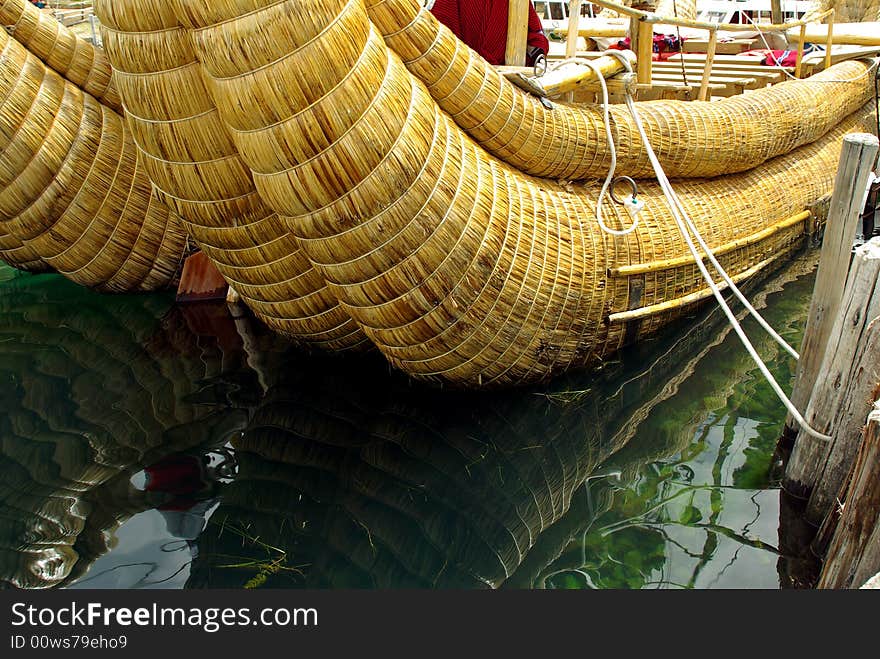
[144,455,206,496]
[430,0,549,65]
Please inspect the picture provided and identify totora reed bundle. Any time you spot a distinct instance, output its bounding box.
[0,0,120,111]
[365,0,875,180]
[0,27,187,291]
[0,0,865,386]
[94,0,367,349]
[93,0,872,387]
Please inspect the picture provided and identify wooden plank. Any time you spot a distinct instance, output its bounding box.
[505,0,530,66]
[652,62,785,80]
[783,133,880,481]
[683,38,757,55]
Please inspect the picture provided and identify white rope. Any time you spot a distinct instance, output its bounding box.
[550,56,640,235]
[596,49,832,441]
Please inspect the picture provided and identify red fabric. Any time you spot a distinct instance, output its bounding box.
[743,49,799,67]
[144,455,206,496]
[430,0,549,65]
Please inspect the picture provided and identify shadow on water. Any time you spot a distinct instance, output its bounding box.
[0,254,819,589]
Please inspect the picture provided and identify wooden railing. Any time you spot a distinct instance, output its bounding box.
[526,0,838,100]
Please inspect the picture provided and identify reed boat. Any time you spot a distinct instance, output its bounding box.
[0,0,876,388]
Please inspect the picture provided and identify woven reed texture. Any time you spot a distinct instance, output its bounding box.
[0,226,47,272]
[366,0,875,180]
[94,0,367,351]
[0,0,120,111]
[0,280,250,587]
[654,0,697,20]
[158,0,872,387]
[0,28,187,291]
[809,0,880,21]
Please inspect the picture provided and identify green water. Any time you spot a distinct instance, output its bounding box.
[0,255,818,589]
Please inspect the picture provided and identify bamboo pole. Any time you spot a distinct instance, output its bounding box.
[824,10,835,71]
[609,211,811,277]
[583,0,833,32]
[818,399,880,588]
[538,52,633,98]
[795,24,807,77]
[506,0,530,66]
[565,0,583,59]
[608,254,783,323]
[636,19,653,85]
[564,0,583,102]
[697,28,718,101]
[785,134,879,436]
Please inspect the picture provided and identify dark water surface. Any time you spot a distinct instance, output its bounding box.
[0,255,819,589]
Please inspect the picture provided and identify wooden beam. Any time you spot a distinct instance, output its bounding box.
[770,0,783,25]
[697,28,718,101]
[505,0,530,66]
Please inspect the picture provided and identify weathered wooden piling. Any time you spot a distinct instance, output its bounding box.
[818,398,880,588]
[785,237,880,521]
[776,132,880,588]
[783,133,879,442]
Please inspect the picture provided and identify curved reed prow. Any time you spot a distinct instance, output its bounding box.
[0,0,120,111]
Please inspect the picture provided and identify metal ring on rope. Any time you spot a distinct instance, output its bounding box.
[608,175,638,204]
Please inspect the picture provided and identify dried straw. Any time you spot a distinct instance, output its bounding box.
[0,226,47,272]
[0,0,120,111]
[365,0,874,179]
[153,0,873,387]
[95,0,367,350]
[0,27,186,291]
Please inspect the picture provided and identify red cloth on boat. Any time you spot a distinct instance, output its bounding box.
[429,0,549,65]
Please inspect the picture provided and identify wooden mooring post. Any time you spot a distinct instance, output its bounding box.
[818,398,880,588]
[785,237,880,522]
[782,134,879,445]
[776,133,880,588]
